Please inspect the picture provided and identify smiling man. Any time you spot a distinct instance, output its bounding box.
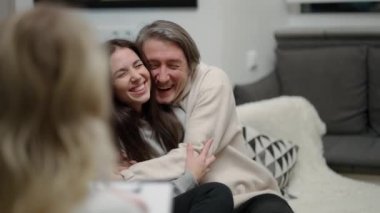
[141,38,189,105]
[131,20,294,213]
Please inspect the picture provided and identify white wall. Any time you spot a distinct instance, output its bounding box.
[0,0,13,21]
[82,0,225,80]
[14,0,33,12]
[11,0,380,85]
[220,0,288,84]
[10,0,288,84]
[289,13,380,27]
[81,0,289,84]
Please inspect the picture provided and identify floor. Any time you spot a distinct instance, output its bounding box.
[342,173,380,185]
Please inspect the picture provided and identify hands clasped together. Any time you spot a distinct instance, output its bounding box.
[114,139,216,182]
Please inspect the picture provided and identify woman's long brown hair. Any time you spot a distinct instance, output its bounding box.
[107,39,184,162]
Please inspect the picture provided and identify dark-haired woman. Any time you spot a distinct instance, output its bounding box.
[108,39,234,213]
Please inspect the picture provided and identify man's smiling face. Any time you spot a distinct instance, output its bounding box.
[142,38,189,104]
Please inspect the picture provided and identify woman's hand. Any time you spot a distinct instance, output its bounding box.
[111,160,137,180]
[117,160,137,172]
[185,139,216,181]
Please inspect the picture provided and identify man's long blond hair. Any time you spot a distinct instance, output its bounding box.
[0,4,115,213]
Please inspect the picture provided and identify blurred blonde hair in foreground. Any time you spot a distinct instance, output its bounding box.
[0,4,116,213]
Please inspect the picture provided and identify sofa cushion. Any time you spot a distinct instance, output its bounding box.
[368,47,380,135]
[276,46,367,134]
[233,71,280,105]
[323,135,380,174]
[242,125,298,190]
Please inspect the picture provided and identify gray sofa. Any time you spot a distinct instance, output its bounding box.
[233,27,380,175]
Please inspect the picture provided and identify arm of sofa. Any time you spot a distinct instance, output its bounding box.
[236,96,326,147]
[233,71,281,105]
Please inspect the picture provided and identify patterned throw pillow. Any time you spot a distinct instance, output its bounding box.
[242,126,299,190]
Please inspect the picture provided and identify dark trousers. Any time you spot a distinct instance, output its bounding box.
[234,194,294,213]
[173,182,234,213]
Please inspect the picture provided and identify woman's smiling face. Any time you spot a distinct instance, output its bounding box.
[110,47,151,112]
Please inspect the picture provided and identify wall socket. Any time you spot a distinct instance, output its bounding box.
[246,49,258,71]
[96,26,138,42]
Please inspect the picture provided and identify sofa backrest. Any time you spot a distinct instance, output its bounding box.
[275,27,380,135]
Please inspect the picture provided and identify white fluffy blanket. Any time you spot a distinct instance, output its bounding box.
[236,96,380,213]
